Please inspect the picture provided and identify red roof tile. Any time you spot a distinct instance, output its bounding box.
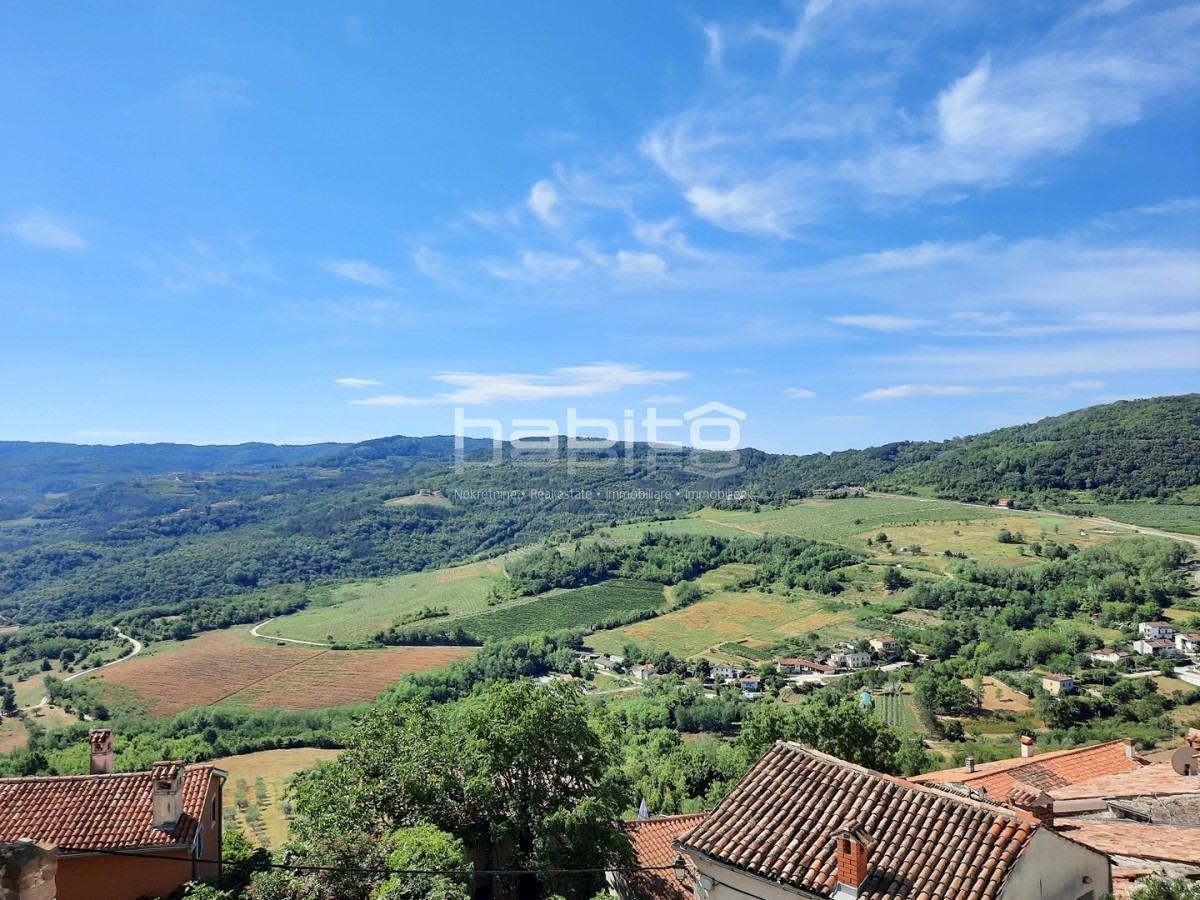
[679,742,1038,900]
[1050,762,1200,801]
[620,814,707,900]
[1052,821,1200,865]
[910,740,1144,798]
[0,766,218,851]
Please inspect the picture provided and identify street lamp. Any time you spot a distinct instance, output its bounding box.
[673,854,690,884]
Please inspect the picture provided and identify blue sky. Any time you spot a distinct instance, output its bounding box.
[1,1,1197,453]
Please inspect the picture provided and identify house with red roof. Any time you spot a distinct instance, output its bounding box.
[609,813,706,900]
[675,742,1111,900]
[909,738,1145,801]
[0,729,226,900]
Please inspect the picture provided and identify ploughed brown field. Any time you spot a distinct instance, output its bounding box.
[83,628,472,716]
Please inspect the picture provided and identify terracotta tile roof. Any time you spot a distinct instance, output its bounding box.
[620,814,706,900]
[678,742,1038,900]
[0,766,218,851]
[910,740,1144,798]
[1050,763,1200,801]
[1052,821,1200,865]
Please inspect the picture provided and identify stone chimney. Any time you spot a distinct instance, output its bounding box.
[0,840,57,900]
[964,756,975,773]
[151,761,184,830]
[832,822,875,900]
[1124,738,1137,760]
[1019,735,1036,759]
[88,728,113,775]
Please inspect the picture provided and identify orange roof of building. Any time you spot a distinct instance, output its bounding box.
[910,740,1144,798]
[679,742,1039,900]
[1052,821,1200,864]
[1050,762,1200,801]
[0,766,219,852]
[621,813,706,900]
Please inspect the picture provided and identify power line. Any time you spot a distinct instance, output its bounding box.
[64,845,680,878]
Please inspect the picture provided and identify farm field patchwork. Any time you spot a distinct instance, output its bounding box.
[84,628,472,715]
[1076,503,1200,536]
[444,579,668,642]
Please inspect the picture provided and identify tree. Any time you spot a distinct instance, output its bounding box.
[736,699,902,774]
[372,825,472,900]
[287,681,629,900]
[1128,876,1200,900]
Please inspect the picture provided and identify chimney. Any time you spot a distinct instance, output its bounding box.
[151,761,184,830]
[964,756,975,773]
[0,840,57,900]
[1007,783,1054,826]
[1019,735,1036,759]
[1125,738,1137,760]
[832,823,875,900]
[89,728,113,775]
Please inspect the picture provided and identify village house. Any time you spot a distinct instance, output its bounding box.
[828,650,872,670]
[1090,648,1129,665]
[739,675,762,693]
[1042,673,1077,696]
[910,737,1145,801]
[594,654,625,674]
[1138,621,1175,641]
[631,663,658,681]
[867,635,897,655]
[1174,632,1200,654]
[1132,637,1174,657]
[609,813,706,900]
[676,742,1111,900]
[711,662,743,682]
[0,729,226,900]
[775,657,833,676]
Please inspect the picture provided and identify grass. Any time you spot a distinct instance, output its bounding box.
[258,557,511,644]
[215,748,340,848]
[588,588,858,659]
[874,690,921,731]
[446,579,668,641]
[0,716,27,753]
[1075,503,1200,536]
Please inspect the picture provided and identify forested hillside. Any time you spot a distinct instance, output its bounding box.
[0,394,1196,625]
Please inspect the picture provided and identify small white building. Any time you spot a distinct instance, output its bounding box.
[1133,638,1174,657]
[1175,633,1200,654]
[712,662,742,681]
[1139,621,1175,641]
[1090,648,1129,665]
[829,650,872,670]
[630,663,658,681]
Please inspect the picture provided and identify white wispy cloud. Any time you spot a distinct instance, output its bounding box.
[885,337,1200,379]
[643,395,687,404]
[324,259,392,287]
[528,180,562,227]
[335,378,384,388]
[829,315,931,332]
[6,209,88,250]
[351,363,689,407]
[858,384,1020,401]
[784,388,817,398]
[485,251,582,282]
[413,246,452,283]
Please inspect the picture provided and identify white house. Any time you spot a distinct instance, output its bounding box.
[1090,648,1129,665]
[1175,633,1200,654]
[828,650,872,670]
[868,636,898,654]
[1139,621,1175,641]
[712,663,742,682]
[630,663,657,681]
[1133,638,1174,657]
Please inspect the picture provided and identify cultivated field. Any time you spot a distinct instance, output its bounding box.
[446,579,668,641]
[0,717,27,753]
[215,747,340,848]
[257,558,509,643]
[587,589,857,659]
[83,628,472,716]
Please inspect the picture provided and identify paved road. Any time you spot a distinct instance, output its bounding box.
[250,619,329,647]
